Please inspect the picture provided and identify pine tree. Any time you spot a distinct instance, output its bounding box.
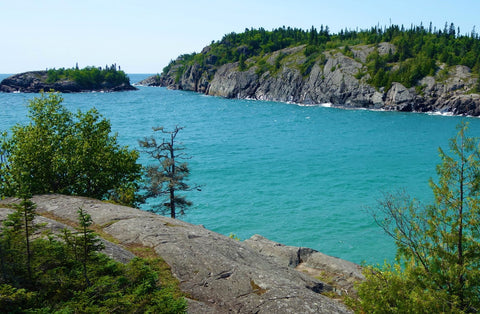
[75,207,104,287]
[0,198,37,285]
[358,122,480,312]
[139,126,199,218]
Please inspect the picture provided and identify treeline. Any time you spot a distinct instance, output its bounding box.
[360,23,480,88]
[164,23,480,90]
[46,64,130,89]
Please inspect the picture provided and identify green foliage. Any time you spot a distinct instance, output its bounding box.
[0,92,143,206]
[0,199,37,287]
[76,208,105,287]
[0,199,187,313]
[46,64,131,89]
[274,52,287,71]
[238,53,247,71]
[228,233,241,241]
[139,126,199,218]
[357,123,480,312]
[356,262,451,313]
[254,58,273,76]
[164,23,480,91]
[300,46,325,77]
[343,45,354,58]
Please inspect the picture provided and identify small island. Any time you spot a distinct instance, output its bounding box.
[0,64,137,93]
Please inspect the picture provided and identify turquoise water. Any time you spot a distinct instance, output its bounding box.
[1,73,480,264]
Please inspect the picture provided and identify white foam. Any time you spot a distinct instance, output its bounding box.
[427,111,454,117]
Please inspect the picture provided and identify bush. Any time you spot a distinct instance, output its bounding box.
[0,92,143,206]
[0,200,187,313]
[356,123,480,312]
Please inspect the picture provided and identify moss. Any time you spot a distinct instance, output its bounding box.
[165,222,184,227]
[250,279,268,295]
[228,233,241,241]
[124,244,188,299]
[314,271,335,286]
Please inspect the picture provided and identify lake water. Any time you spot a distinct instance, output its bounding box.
[1,73,479,265]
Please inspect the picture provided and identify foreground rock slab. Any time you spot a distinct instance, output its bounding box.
[1,195,353,313]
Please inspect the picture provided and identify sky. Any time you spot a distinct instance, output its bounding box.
[1,0,479,74]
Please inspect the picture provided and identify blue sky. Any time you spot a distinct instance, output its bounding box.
[1,0,479,73]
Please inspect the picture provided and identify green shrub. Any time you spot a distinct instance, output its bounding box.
[0,200,187,313]
[356,124,480,313]
[0,92,143,206]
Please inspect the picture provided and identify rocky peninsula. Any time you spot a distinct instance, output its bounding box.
[0,70,137,93]
[0,195,362,313]
[140,40,480,116]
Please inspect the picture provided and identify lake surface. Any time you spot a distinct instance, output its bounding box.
[1,73,479,264]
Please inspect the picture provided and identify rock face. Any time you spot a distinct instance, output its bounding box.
[141,42,480,116]
[0,71,137,93]
[0,195,357,313]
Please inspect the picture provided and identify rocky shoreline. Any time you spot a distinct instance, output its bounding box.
[0,195,361,313]
[0,71,137,93]
[140,43,480,116]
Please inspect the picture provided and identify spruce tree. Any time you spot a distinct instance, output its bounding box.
[75,207,104,287]
[358,122,480,312]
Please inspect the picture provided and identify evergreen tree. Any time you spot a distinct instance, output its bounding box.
[0,201,186,312]
[357,123,480,312]
[0,197,37,287]
[17,198,36,283]
[165,23,480,92]
[75,208,104,287]
[238,53,246,71]
[139,126,199,218]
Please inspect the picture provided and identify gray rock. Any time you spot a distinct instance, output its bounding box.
[147,42,480,116]
[0,203,136,264]
[244,235,364,297]
[385,82,416,111]
[244,234,315,268]
[137,75,161,86]
[0,195,353,313]
[0,71,137,93]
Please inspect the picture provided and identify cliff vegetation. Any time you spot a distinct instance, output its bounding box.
[147,23,480,116]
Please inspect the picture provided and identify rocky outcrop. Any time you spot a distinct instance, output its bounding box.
[0,71,137,93]
[142,42,480,116]
[244,235,364,297]
[0,195,356,313]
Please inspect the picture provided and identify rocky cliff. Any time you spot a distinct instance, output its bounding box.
[0,195,362,313]
[0,71,137,93]
[141,43,480,116]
